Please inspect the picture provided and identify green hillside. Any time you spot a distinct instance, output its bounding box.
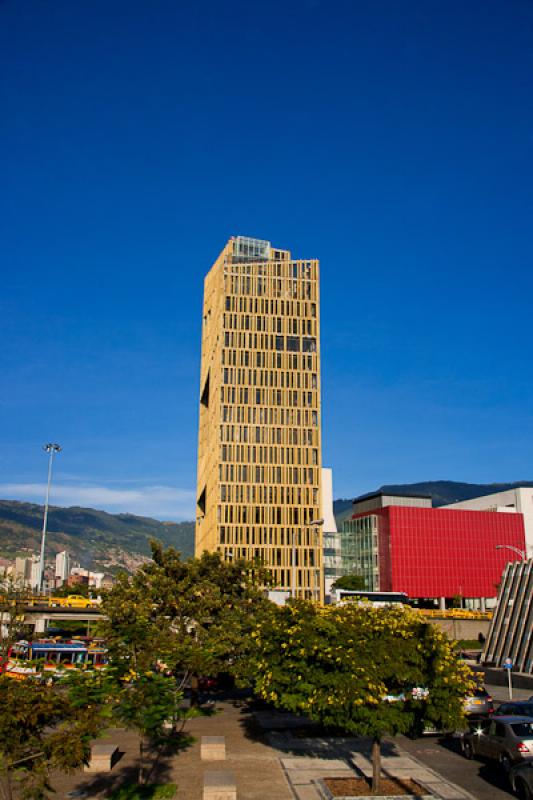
[334,480,533,525]
[0,500,195,573]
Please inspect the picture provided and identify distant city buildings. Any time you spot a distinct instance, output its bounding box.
[70,567,105,589]
[55,550,71,584]
[1,551,112,592]
[340,492,526,609]
[13,555,41,590]
[196,236,324,600]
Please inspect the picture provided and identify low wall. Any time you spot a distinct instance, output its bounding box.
[472,664,533,688]
[427,617,491,641]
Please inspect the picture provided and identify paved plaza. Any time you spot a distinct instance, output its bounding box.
[51,693,478,800]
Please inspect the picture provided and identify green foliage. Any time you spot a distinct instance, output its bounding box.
[107,784,177,800]
[52,584,90,598]
[455,639,483,650]
[113,672,179,741]
[0,589,30,669]
[101,543,273,684]
[247,601,475,791]
[0,673,101,800]
[331,574,366,591]
[99,544,272,781]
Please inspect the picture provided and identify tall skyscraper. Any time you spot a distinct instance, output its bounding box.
[196,236,323,600]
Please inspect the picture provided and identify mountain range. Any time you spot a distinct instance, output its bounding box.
[1,480,531,572]
[0,500,194,573]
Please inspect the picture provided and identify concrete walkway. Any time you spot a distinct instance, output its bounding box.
[52,695,477,800]
[258,710,476,800]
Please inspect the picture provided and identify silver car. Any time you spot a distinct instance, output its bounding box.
[464,687,494,717]
[462,716,533,772]
[509,760,533,800]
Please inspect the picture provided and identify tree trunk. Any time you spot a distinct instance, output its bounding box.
[0,773,13,800]
[371,736,381,795]
[138,736,145,785]
[190,674,199,708]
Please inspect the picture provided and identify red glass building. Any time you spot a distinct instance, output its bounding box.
[342,496,526,601]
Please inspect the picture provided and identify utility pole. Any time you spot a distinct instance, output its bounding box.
[38,443,62,593]
[311,518,324,603]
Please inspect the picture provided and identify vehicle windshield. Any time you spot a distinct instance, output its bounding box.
[511,723,533,737]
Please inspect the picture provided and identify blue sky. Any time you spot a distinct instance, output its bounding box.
[1,0,532,520]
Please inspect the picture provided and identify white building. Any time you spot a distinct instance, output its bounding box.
[55,551,71,584]
[321,467,342,601]
[29,556,41,592]
[14,557,31,586]
[14,555,40,590]
[444,487,533,558]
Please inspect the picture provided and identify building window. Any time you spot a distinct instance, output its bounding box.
[287,336,300,352]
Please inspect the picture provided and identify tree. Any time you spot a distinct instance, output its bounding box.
[0,589,104,800]
[0,674,100,800]
[52,583,90,598]
[113,671,180,785]
[100,544,273,703]
[0,587,31,675]
[332,574,366,591]
[98,544,274,781]
[248,601,474,794]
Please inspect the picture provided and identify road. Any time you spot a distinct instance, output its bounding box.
[398,682,532,800]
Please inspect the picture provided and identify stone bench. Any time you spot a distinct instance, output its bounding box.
[84,743,119,773]
[201,736,226,760]
[203,770,236,800]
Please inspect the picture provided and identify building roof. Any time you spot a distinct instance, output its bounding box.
[352,490,433,504]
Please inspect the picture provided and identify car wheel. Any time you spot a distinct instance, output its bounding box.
[463,741,474,759]
[499,752,512,773]
[515,777,533,800]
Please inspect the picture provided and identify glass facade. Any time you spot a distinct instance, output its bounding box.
[340,515,379,590]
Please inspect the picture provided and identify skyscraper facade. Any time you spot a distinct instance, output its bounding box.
[196,236,323,600]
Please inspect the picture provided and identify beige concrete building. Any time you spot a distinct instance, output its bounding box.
[196,236,323,600]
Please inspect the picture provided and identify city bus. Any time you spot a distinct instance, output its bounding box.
[3,639,107,679]
[333,590,410,606]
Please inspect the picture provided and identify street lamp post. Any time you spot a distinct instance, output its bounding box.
[310,518,324,604]
[38,443,62,593]
[495,544,527,561]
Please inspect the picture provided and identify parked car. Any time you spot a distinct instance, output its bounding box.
[198,676,218,691]
[464,687,494,717]
[510,759,533,800]
[462,716,533,772]
[498,702,533,718]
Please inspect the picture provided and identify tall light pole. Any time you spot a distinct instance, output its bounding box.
[496,544,526,561]
[38,443,61,593]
